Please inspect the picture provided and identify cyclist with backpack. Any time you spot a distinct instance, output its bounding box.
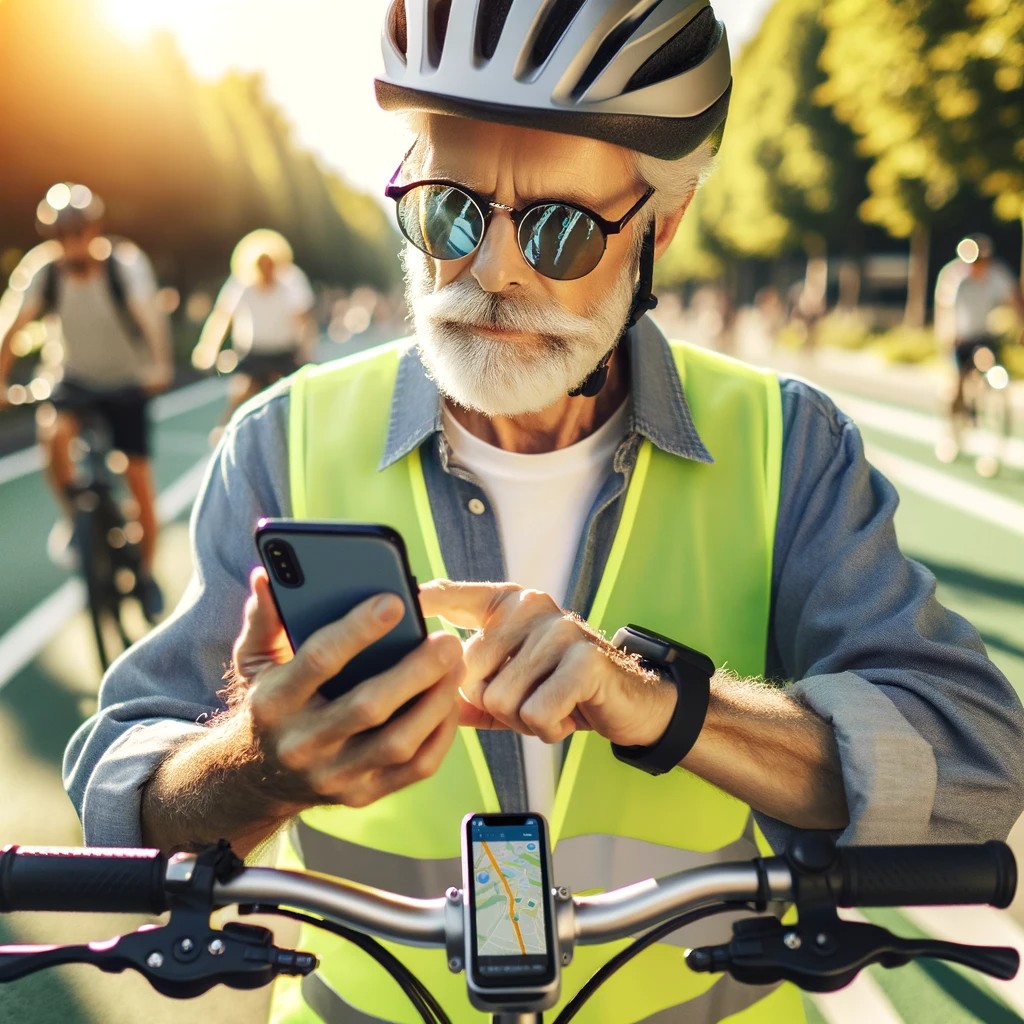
[0,182,171,621]
[64,4,1024,1022]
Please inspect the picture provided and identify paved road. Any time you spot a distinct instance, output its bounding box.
[0,322,1022,1022]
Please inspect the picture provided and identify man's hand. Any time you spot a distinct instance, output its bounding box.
[233,568,466,808]
[420,580,677,748]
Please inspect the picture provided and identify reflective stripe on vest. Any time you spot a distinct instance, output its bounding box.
[275,338,796,1024]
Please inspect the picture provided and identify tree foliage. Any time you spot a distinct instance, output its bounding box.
[661,0,868,287]
[0,0,399,292]
[819,0,1024,233]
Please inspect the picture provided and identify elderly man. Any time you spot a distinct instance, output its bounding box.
[64,2,1024,1022]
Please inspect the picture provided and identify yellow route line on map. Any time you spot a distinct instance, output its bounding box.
[482,840,526,954]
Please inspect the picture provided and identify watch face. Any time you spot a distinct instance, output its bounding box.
[620,625,715,676]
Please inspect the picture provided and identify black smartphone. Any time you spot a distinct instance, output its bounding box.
[461,812,560,1012]
[254,519,427,702]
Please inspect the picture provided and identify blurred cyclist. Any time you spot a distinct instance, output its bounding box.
[0,182,171,621]
[934,233,1024,460]
[191,229,315,432]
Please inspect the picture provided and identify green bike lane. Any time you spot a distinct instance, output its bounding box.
[0,378,281,1024]
[795,376,1024,1024]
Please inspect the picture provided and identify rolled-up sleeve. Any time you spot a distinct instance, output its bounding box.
[758,378,1024,848]
[62,391,292,846]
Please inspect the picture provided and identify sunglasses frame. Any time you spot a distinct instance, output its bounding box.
[385,165,655,280]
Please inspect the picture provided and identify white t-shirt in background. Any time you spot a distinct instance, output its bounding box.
[215,263,314,355]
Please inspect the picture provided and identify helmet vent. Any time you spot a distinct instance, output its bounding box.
[476,0,515,60]
[388,0,454,68]
[529,0,588,70]
[623,6,717,92]
[570,6,650,100]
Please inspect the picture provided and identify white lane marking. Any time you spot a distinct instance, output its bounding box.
[866,446,1024,538]
[829,388,1024,470]
[0,377,225,487]
[0,446,42,486]
[155,457,211,522]
[151,378,226,420]
[902,905,1024,1017]
[0,580,85,693]
[0,454,211,694]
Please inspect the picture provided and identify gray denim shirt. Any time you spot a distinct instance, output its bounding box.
[63,317,1024,851]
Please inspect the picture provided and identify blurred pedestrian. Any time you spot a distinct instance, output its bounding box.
[192,229,315,434]
[933,233,1024,461]
[0,182,171,621]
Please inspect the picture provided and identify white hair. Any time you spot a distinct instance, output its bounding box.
[630,138,718,226]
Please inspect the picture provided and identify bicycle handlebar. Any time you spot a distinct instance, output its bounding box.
[0,836,1018,1019]
[1,837,1016,929]
[830,839,1016,909]
[0,845,169,915]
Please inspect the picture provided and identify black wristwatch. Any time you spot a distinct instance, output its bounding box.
[610,624,714,776]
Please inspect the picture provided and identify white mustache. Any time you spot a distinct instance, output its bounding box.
[415,278,596,342]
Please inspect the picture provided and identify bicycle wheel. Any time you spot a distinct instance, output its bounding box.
[72,489,136,672]
[973,374,1010,477]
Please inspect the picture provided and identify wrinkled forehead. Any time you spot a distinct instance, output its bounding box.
[409,112,637,203]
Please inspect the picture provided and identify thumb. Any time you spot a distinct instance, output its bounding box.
[233,567,293,679]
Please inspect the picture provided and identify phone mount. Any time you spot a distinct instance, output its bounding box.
[686,833,1020,991]
[0,841,318,997]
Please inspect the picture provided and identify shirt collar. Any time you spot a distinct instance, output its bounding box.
[379,317,713,470]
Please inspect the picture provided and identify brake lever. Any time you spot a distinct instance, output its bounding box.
[0,841,319,998]
[0,920,317,997]
[687,915,1019,991]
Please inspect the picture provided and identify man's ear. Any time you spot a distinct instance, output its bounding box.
[653,192,695,260]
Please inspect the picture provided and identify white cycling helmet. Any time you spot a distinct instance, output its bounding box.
[35,182,106,238]
[375,0,732,160]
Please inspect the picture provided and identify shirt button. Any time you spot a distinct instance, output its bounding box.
[467,498,486,515]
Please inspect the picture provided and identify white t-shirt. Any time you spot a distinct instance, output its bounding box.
[13,240,158,389]
[442,400,630,816]
[215,264,314,355]
[935,258,1017,341]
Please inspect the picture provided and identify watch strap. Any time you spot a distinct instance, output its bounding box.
[610,625,712,776]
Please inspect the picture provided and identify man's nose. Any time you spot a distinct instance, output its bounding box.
[469,211,527,294]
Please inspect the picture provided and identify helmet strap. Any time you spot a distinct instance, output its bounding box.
[568,220,658,399]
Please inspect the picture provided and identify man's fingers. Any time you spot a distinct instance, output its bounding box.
[457,693,505,730]
[282,592,405,705]
[418,579,520,630]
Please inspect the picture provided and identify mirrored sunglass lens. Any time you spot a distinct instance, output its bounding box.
[397,185,483,260]
[519,204,605,280]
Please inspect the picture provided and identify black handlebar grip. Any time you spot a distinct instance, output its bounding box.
[833,841,1016,909]
[0,845,169,914]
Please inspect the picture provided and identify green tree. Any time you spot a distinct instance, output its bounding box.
[0,0,399,297]
[819,0,1024,321]
[662,0,868,307]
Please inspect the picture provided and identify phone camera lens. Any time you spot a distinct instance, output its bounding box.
[265,539,304,588]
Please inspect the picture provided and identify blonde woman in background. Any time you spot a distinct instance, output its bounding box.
[192,229,315,434]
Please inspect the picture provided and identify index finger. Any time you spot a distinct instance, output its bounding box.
[417,579,521,630]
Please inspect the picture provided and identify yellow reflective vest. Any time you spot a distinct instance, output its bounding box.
[270,338,803,1024]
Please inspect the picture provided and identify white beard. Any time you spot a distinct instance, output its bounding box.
[403,246,636,416]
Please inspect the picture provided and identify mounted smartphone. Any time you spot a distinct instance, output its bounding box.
[254,519,427,702]
[461,812,560,1012]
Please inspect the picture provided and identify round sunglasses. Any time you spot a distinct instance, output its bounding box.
[385,166,655,282]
